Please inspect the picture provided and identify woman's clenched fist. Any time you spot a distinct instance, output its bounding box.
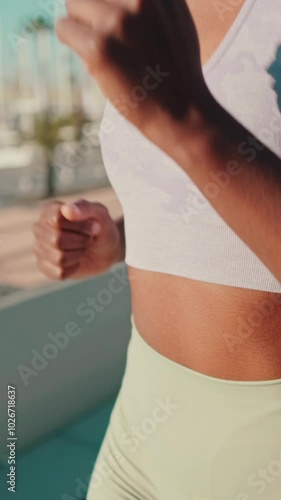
[32,199,124,280]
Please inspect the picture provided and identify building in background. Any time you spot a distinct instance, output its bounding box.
[0,15,108,204]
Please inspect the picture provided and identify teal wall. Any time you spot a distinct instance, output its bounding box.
[0,264,131,463]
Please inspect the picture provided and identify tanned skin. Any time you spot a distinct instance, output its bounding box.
[33,0,281,381]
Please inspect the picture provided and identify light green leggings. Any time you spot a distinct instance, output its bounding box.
[87,317,281,499]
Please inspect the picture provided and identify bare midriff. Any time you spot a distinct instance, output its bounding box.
[129,267,281,381]
[127,0,281,382]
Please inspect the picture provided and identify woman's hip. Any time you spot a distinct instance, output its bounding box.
[87,317,281,499]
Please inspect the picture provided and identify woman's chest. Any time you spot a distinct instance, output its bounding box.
[186,0,246,65]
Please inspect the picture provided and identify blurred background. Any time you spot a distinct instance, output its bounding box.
[0,0,124,296]
[0,2,131,499]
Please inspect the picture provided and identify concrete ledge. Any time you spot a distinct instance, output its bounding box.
[0,264,131,463]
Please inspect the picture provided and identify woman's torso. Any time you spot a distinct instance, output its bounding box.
[103,0,281,380]
[129,268,281,381]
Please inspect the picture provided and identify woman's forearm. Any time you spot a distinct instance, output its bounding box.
[171,97,281,283]
[55,0,281,281]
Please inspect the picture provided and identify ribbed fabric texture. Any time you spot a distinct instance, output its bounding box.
[100,0,281,292]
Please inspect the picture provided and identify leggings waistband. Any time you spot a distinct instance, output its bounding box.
[130,314,281,390]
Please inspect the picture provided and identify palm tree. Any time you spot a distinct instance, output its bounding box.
[19,16,88,198]
[56,41,74,117]
[23,16,53,113]
[33,110,88,198]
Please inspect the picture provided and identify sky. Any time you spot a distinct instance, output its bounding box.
[1,0,66,78]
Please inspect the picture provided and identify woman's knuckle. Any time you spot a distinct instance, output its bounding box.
[86,36,107,71]
[85,36,98,62]
[54,232,64,249]
[56,250,65,266]
[94,202,109,218]
[93,202,104,212]
[76,198,87,205]
[37,260,49,277]
[57,266,67,280]
[109,9,124,34]
[51,232,57,246]
[32,222,41,238]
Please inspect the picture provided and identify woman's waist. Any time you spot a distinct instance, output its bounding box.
[117,320,281,499]
[128,266,281,381]
[121,312,281,406]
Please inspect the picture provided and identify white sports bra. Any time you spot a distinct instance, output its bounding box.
[100,0,281,292]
